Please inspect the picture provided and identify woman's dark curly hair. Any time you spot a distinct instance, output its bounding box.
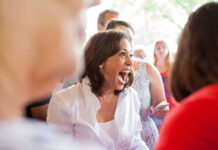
[171,2,218,101]
[82,30,134,96]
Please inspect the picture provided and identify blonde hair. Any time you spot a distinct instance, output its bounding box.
[154,40,173,69]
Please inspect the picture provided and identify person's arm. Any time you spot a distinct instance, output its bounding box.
[146,62,169,119]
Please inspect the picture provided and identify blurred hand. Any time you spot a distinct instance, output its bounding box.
[151,105,169,119]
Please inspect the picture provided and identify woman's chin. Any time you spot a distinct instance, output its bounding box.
[115,85,125,91]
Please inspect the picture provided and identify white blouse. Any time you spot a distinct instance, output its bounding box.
[99,120,119,143]
[47,78,148,150]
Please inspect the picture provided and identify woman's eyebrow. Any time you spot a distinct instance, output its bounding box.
[120,49,131,51]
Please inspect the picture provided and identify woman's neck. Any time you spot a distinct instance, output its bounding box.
[97,82,119,103]
[155,59,169,73]
[156,58,167,66]
[101,82,115,96]
[96,89,119,123]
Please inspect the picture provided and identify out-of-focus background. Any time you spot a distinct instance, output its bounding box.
[86,0,213,62]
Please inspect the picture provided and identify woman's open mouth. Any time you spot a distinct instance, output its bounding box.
[118,70,130,84]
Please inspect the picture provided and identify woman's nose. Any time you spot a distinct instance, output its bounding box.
[126,55,133,66]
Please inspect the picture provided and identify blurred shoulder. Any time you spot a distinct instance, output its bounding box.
[53,83,80,98]
[144,61,161,80]
[157,84,218,150]
[0,119,105,150]
[50,82,82,106]
[145,61,159,73]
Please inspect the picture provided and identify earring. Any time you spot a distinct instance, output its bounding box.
[99,65,103,69]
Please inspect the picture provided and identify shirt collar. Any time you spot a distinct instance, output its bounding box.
[81,77,129,108]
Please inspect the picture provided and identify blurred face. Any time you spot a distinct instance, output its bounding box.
[98,12,118,32]
[114,25,134,47]
[100,39,133,91]
[134,49,146,60]
[1,0,100,100]
[154,42,169,59]
[30,0,101,99]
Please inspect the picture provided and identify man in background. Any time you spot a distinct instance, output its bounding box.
[97,9,119,32]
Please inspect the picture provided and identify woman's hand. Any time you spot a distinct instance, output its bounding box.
[151,104,169,119]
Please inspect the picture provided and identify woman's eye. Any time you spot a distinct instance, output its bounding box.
[129,54,133,58]
[120,52,126,56]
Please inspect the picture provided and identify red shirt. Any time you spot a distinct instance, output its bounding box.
[155,83,218,150]
[160,71,175,109]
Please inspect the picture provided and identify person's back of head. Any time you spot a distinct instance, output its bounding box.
[106,19,134,46]
[134,49,146,60]
[171,2,218,101]
[106,19,134,34]
[97,9,119,32]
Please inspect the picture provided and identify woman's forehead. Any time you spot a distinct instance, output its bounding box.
[120,39,131,50]
[156,41,166,47]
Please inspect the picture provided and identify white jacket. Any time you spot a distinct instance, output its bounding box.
[47,78,148,150]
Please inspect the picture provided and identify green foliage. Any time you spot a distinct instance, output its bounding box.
[172,0,213,13]
[143,0,213,29]
[144,0,156,11]
[104,0,215,46]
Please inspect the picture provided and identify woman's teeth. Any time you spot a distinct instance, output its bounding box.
[118,71,128,84]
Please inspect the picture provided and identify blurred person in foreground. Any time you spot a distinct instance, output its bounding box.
[62,9,119,88]
[155,2,218,150]
[0,0,104,149]
[47,30,149,150]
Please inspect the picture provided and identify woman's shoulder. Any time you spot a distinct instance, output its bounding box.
[162,84,218,130]
[145,61,158,73]
[124,87,138,95]
[145,61,162,80]
[157,84,218,150]
[124,87,140,104]
[135,60,159,75]
[50,83,82,105]
[55,83,79,96]
[0,119,105,150]
[181,83,218,109]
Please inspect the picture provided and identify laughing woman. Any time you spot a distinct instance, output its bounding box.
[47,31,148,150]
